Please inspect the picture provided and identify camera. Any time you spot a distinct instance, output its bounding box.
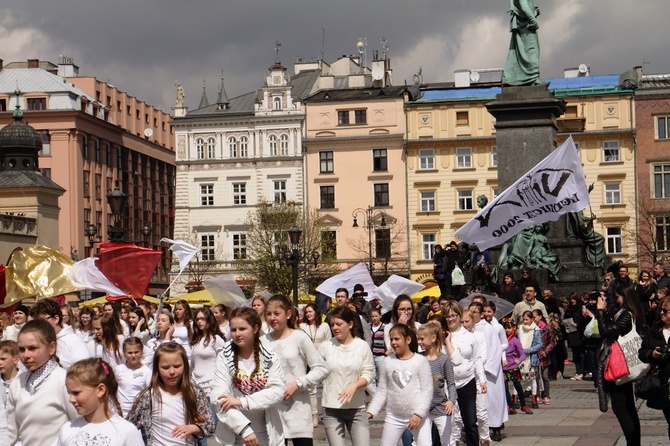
[659,344,670,361]
[354,291,368,297]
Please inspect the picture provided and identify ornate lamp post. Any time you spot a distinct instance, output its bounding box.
[283,225,320,307]
[140,223,153,247]
[107,185,127,243]
[352,206,386,273]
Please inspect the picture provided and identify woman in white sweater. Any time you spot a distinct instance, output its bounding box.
[8,319,78,446]
[443,301,485,446]
[367,324,433,446]
[318,306,374,446]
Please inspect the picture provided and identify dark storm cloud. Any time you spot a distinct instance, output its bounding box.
[4,0,668,112]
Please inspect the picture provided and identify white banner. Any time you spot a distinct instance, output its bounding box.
[455,136,589,250]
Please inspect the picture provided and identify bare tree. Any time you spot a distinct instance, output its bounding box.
[184,233,226,292]
[236,201,340,296]
[628,195,670,269]
[346,219,409,282]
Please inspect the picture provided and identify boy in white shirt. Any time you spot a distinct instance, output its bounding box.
[0,341,19,395]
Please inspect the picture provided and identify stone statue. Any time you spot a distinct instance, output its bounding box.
[567,210,607,269]
[503,0,541,86]
[497,222,562,280]
[175,82,185,107]
[476,195,489,209]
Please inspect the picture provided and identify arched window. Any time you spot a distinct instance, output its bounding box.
[273,97,282,110]
[228,137,237,158]
[239,136,248,158]
[207,137,216,159]
[268,134,278,156]
[195,138,205,159]
[279,134,289,156]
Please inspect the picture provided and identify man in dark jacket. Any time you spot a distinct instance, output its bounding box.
[607,265,633,309]
[653,263,670,290]
[516,267,541,298]
[441,241,461,295]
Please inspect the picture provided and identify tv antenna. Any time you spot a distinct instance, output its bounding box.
[274,41,282,63]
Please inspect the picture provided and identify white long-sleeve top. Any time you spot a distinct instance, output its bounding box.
[383,321,422,351]
[367,353,433,420]
[491,317,508,362]
[8,366,78,446]
[57,325,92,370]
[318,337,374,410]
[298,322,332,349]
[190,335,226,395]
[0,380,7,446]
[450,326,485,389]
[265,330,330,439]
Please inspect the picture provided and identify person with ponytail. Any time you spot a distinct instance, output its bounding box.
[211,307,286,446]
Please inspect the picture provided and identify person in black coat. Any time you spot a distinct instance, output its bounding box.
[564,293,586,380]
[639,296,670,440]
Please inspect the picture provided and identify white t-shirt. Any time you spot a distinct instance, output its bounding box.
[114,364,151,417]
[190,336,225,394]
[57,414,144,446]
[152,389,192,446]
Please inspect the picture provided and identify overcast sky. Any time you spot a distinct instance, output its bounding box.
[3,0,668,112]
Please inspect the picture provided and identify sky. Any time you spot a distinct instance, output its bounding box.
[3,0,668,112]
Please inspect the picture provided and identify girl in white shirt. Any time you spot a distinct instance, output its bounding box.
[75,307,95,351]
[318,306,374,446]
[143,313,176,368]
[57,358,144,445]
[383,295,423,351]
[367,324,433,446]
[172,301,194,357]
[114,337,151,417]
[299,303,332,427]
[128,307,151,345]
[189,308,226,397]
[127,342,216,445]
[8,319,78,446]
[265,295,330,446]
[90,315,125,371]
[212,304,231,342]
[252,296,271,334]
[211,307,285,446]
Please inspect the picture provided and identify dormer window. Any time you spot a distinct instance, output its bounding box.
[273,97,282,110]
[27,97,46,111]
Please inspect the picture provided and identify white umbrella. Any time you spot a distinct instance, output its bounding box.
[458,293,515,319]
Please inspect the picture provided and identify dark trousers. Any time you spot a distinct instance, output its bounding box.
[456,379,479,446]
[285,439,312,446]
[571,346,585,375]
[606,381,640,446]
[505,376,526,407]
[585,346,598,376]
[550,341,567,377]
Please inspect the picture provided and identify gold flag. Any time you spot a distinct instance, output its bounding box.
[4,245,83,306]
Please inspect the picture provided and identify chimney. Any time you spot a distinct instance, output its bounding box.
[27,59,39,68]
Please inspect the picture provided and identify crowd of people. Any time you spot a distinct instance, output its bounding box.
[0,260,669,445]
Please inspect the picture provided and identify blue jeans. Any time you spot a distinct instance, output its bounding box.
[322,407,370,446]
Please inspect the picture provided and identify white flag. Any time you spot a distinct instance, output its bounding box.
[204,275,248,308]
[161,238,197,272]
[370,275,425,315]
[70,257,126,297]
[455,136,589,250]
[315,263,377,300]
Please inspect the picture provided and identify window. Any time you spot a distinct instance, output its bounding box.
[319,151,334,173]
[456,111,469,126]
[374,183,389,207]
[207,137,215,159]
[83,170,90,198]
[606,227,623,254]
[280,134,289,156]
[228,137,237,158]
[604,183,621,205]
[373,149,388,172]
[422,233,437,260]
[321,231,337,260]
[200,184,214,206]
[418,149,435,170]
[39,130,51,156]
[320,186,335,209]
[94,139,100,162]
[268,135,278,156]
[491,146,498,167]
[95,174,101,200]
[201,234,215,261]
[656,216,670,251]
[239,136,248,157]
[82,135,89,158]
[375,229,391,258]
[233,233,247,260]
[458,190,473,210]
[274,180,287,203]
[232,183,246,205]
[337,110,350,125]
[27,97,46,110]
[355,109,367,124]
[657,116,670,140]
[654,164,670,198]
[0,99,6,111]
[603,141,620,162]
[273,97,282,110]
[105,143,111,166]
[420,191,436,212]
[456,147,472,168]
[195,138,205,159]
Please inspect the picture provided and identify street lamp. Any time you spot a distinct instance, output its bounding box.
[352,206,387,273]
[140,223,153,247]
[107,185,127,243]
[85,223,98,249]
[284,225,320,307]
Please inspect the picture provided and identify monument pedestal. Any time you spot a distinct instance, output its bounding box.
[485,86,601,296]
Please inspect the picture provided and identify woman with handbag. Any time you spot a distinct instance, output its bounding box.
[591,284,646,446]
[638,296,670,440]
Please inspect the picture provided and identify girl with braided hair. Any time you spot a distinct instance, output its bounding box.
[211,306,286,446]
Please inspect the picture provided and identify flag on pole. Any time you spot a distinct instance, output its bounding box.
[455,136,589,250]
[160,238,198,297]
[204,275,248,308]
[69,257,127,297]
[316,263,377,300]
[95,242,162,299]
